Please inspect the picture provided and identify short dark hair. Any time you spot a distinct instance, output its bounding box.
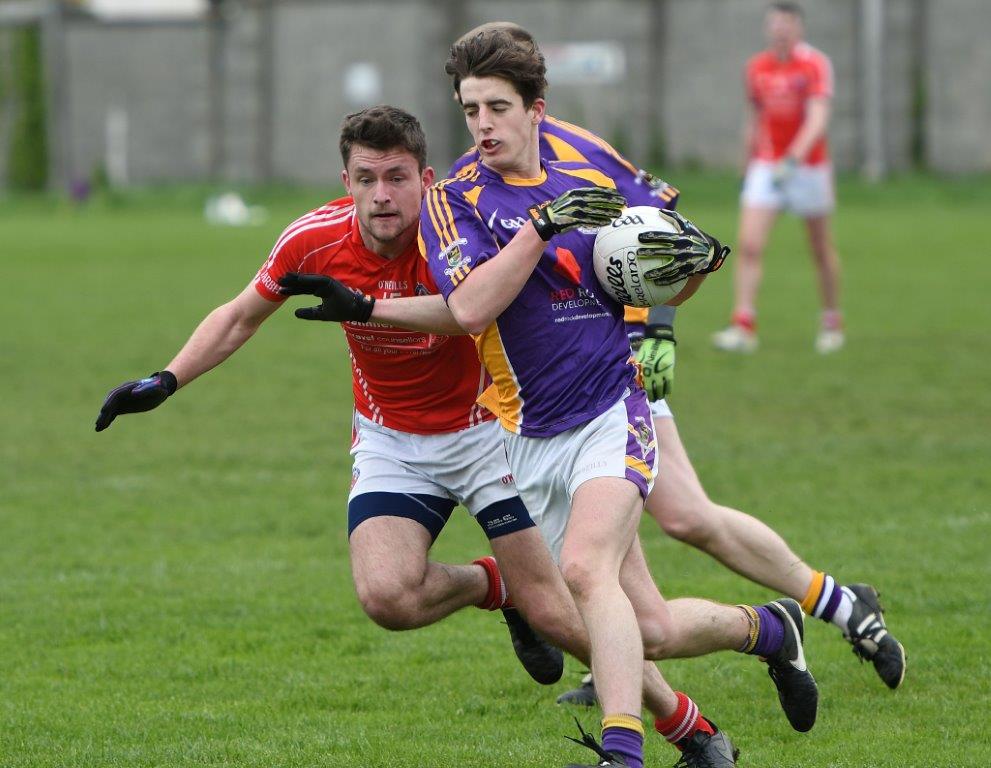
[339,105,428,170]
[769,2,804,18]
[455,21,536,50]
[445,29,547,108]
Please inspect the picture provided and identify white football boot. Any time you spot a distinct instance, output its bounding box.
[712,324,759,353]
[815,328,845,354]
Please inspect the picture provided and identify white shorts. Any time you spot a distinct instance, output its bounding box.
[741,160,835,217]
[504,390,657,561]
[650,398,673,420]
[349,415,517,516]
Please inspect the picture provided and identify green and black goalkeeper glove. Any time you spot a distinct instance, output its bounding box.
[528,186,627,241]
[637,325,676,401]
[636,210,730,285]
[278,272,375,322]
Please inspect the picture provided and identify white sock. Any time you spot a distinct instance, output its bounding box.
[830,586,855,630]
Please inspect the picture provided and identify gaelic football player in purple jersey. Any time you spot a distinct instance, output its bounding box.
[418,29,818,768]
[454,22,903,705]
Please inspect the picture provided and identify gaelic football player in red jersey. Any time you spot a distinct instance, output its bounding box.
[714,1,844,353]
[94,105,569,687]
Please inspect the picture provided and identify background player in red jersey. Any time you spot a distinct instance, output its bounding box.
[713,1,844,354]
[93,105,569,687]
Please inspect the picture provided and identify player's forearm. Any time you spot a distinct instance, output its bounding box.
[665,274,706,306]
[370,294,467,335]
[786,98,830,162]
[165,302,266,388]
[647,304,676,328]
[447,222,545,334]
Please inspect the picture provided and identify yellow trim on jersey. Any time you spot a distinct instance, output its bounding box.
[464,185,483,208]
[476,324,524,433]
[544,115,639,176]
[417,229,427,260]
[425,187,451,248]
[557,166,617,189]
[501,168,548,187]
[476,383,500,416]
[625,455,653,482]
[544,133,589,163]
[624,306,649,323]
[437,187,460,243]
[428,186,460,247]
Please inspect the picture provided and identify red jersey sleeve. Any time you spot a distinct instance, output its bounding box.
[807,48,834,98]
[253,199,354,301]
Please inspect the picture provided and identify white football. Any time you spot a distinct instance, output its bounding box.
[592,205,687,308]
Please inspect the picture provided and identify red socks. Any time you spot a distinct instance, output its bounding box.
[654,692,715,748]
[473,556,511,610]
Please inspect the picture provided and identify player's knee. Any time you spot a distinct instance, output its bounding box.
[640,619,676,659]
[355,581,420,631]
[521,601,574,650]
[656,503,717,547]
[559,557,606,603]
[737,235,764,263]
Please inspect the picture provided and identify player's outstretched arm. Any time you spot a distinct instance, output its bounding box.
[95,286,279,432]
[370,294,467,335]
[278,273,465,335]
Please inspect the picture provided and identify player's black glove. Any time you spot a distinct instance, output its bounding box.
[528,186,627,241]
[95,370,178,432]
[637,325,675,401]
[278,272,375,322]
[636,210,730,285]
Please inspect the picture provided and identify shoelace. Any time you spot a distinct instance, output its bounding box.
[565,718,618,765]
[846,592,888,660]
[672,736,716,768]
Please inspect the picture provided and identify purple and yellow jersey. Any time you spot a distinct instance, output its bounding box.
[450,116,675,343]
[419,160,660,438]
[450,115,680,214]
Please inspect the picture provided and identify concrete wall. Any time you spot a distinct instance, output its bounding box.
[11,0,991,188]
[926,0,991,172]
[62,19,211,183]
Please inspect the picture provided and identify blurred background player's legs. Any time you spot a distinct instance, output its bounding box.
[804,214,844,353]
[712,204,777,352]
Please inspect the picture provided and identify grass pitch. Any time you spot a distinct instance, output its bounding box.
[1,174,989,766]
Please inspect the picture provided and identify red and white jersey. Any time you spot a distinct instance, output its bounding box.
[253,196,491,434]
[746,42,834,165]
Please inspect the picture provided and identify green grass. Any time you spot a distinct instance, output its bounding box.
[2,174,990,766]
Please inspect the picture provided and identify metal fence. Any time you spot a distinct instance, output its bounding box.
[3,0,990,190]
